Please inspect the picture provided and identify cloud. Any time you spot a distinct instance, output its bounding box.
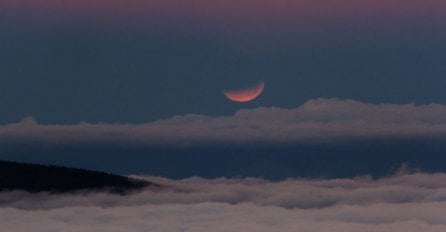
[2,98,446,146]
[2,172,446,231]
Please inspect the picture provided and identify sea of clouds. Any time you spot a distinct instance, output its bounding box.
[2,171,446,231]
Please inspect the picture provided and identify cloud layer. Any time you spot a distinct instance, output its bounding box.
[2,98,446,146]
[2,172,446,231]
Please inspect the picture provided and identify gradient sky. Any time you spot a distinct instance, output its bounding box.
[2,0,446,178]
[1,0,445,124]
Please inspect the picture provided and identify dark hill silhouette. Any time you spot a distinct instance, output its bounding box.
[0,160,152,194]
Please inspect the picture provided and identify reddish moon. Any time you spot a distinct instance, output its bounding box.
[223,81,265,103]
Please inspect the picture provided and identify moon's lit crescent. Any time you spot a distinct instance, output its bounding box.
[223,81,265,103]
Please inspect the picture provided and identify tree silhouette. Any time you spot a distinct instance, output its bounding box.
[0,160,153,194]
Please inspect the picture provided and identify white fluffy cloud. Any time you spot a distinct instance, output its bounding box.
[2,98,446,146]
[2,172,446,231]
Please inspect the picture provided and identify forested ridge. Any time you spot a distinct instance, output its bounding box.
[0,160,151,194]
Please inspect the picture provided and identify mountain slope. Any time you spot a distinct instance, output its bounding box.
[0,160,152,194]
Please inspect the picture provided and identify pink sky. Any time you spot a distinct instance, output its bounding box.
[3,0,446,25]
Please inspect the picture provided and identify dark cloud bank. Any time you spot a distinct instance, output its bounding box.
[2,171,446,231]
[2,98,446,146]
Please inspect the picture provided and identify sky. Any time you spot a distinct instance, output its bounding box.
[1,0,446,178]
[1,0,446,124]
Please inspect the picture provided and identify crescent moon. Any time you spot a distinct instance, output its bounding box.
[223,81,265,103]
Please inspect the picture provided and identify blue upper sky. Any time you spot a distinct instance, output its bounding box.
[1,0,445,124]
